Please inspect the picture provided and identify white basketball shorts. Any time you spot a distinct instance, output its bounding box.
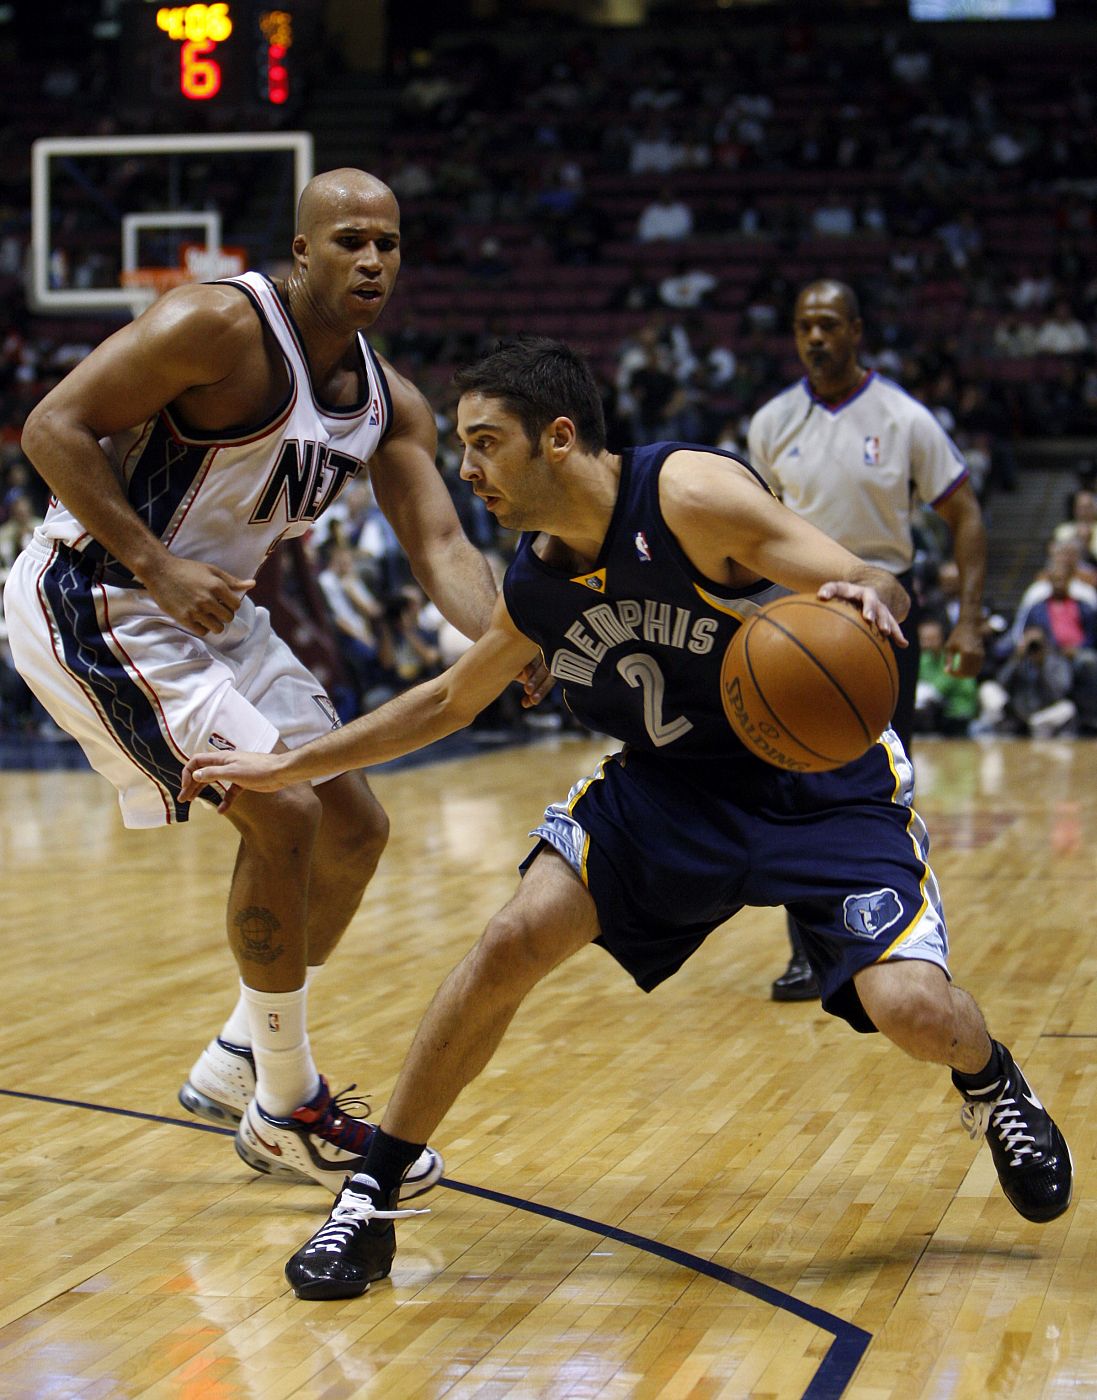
[4,535,343,827]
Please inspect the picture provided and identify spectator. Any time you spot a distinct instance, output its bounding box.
[998,627,1078,738]
[809,191,856,239]
[0,494,42,578]
[936,210,983,271]
[1034,299,1092,356]
[635,187,694,242]
[608,269,659,313]
[657,259,717,310]
[1015,554,1097,732]
[914,616,980,736]
[386,157,436,200]
[992,316,1039,359]
[316,544,384,716]
[466,236,512,282]
[628,118,687,175]
[1009,270,1055,311]
[376,584,442,694]
[1053,488,1097,564]
[1013,539,1097,641]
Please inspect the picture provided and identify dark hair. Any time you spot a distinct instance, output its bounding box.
[453,336,606,454]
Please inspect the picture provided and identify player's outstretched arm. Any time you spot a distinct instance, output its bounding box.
[662,450,909,642]
[179,595,537,806]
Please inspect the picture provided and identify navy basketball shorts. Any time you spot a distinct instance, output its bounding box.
[521,736,950,1034]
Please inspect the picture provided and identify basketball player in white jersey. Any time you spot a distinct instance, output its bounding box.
[4,168,543,1195]
[748,279,988,1002]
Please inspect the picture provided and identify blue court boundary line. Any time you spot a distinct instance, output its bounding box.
[0,1087,872,1399]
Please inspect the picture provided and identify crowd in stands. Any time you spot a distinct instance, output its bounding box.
[913,460,1097,740]
[3,10,1097,747]
[366,16,1097,460]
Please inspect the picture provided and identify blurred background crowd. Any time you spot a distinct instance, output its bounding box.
[2,0,1097,749]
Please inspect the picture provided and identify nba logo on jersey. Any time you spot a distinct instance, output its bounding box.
[634,530,652,562]
[863,436,881,466]
[208,732,237,751]
[843,888,903,938]
[368,396,381,426]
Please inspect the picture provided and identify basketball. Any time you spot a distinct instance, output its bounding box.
[720,593,899,772]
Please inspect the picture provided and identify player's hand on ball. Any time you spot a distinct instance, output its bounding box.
[817,581,908,647]
[721,593,901,771]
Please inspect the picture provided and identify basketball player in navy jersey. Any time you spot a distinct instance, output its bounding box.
[5,170,546,1197]
[182,337,1070,1300]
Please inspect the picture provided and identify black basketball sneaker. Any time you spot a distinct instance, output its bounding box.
[285,1174,430,1300]
[954,1042,1072,1223]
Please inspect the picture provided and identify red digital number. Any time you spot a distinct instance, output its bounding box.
[181,39,222,99]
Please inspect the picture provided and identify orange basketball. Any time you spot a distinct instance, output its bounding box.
[720,593,899,772]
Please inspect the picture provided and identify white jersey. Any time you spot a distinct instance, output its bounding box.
[8,272,394,826]
[747,371,969,574]
[39,271,393,584]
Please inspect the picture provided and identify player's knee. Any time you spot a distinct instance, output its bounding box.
[873,982,958,1060]
[475,906,560,995]
[323,781,390,871]
[233,783,323,857]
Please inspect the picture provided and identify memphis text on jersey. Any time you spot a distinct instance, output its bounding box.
[548,597,719,687]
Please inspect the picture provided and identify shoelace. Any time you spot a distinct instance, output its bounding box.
[293,1082,375,1152]
[304,1191,430,1256]
[960,1092,1039,1166]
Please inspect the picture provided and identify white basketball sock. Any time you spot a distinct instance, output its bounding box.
[243,983,320,1116]
[220,964,325,1049]
[219,980,252,1047]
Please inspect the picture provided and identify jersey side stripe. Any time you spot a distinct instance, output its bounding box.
[82,420,216,581]
[38,554,192,823]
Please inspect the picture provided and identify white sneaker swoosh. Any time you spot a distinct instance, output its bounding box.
[1023,1089,1044,1111]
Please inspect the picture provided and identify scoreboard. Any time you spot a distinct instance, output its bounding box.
[120,2,302,112]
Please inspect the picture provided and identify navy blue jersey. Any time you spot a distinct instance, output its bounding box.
[502,442,786,768]
[505,441,943,1031]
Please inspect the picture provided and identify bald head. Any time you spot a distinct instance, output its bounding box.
[296,168,397,236]
[287,167,402,330]
[796,279,860,322]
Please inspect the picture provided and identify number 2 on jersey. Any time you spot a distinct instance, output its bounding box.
[617,652,693,747]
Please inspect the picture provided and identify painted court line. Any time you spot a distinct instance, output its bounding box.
[0,1086,872,1398]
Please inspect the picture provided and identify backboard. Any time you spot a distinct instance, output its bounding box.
[30,131,313,319]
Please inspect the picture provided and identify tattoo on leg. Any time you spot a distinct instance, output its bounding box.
[234,906,285,966]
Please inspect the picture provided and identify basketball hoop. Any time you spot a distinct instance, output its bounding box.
[119,266,192,317]
[180,243,247,281]
[119,245,247,317]
[29,132,313,317]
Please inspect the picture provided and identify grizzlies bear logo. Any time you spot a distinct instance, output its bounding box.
[843,888,903,939]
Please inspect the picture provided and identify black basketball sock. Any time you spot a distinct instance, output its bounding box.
[356,1128,428,1205]
[951,1039,1006,1094]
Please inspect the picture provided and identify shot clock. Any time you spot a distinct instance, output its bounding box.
[120,2,301,112]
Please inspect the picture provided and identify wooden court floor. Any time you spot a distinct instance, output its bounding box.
[1,735,1095,1399]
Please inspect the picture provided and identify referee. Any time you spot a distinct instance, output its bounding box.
[748,279,988,1001]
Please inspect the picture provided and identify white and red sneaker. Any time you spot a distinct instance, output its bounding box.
[235,1077,443,1198]
[179,1037,256,1126]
